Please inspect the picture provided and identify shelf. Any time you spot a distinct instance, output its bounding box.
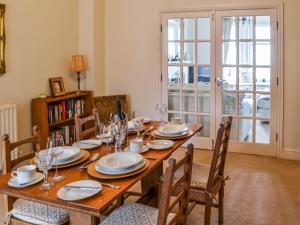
[46,91,89,103]
[49,113,89,128]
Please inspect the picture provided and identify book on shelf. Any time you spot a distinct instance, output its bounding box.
[50,125,76,145]
[48,98,85,124]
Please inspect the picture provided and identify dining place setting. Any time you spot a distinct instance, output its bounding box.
[0,102,203,225]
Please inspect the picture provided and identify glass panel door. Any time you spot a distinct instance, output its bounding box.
[162,12,215,149]
[215,9,277,156]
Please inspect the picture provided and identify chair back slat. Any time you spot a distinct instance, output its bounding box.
[206,116,232,193]
[157,144,194,225]
[75,108,99,141]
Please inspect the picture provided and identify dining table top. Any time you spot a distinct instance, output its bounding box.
[0,121,203,217]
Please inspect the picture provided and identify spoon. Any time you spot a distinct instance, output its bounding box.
[78,153,100,169]
[141,126,154,137]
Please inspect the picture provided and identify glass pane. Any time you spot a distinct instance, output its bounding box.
[239,42,253,65]
[256,94,270,118]
[223,117,236,140]
[222,42,236,65]
[256,120,270,144]
[239,119,252,142]
[223,67,236,90]
[256,42,270,66]
[197,66,210,90]
[168,19,180,41]
[197,115,210,137]
[183,43,195,64]
[256,16,271,40]
[198,18,210,40]
[256,68,270,91]
[239,93,253,116]
[168,113,181,122]
[239,16,253,39]
[223,92,237,115]
[183,90,195,112]
[168,42,180,64]
[168,66,180,88]
[198,42,210,65]
[222,17,236,40]
[168,90,180,111]
[183,114,195,124]
[183,66,194,88]
[197,91,210,113]
[183,18,195,40]
[239,68,253,91]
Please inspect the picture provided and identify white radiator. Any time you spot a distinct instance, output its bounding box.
[0,104,18,170]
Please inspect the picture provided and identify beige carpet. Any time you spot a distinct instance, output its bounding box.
[129,149,300,225]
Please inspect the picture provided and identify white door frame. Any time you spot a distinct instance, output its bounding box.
[159,3,283,157]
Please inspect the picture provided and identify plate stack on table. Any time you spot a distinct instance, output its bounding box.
[37,146,90,169]
[72,139,102,150]
[151,124,193,140]
[87,152,149,179]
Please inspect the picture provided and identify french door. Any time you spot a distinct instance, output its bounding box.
[161,9,278,156]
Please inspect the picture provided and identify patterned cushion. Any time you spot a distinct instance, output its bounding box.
[161,163,210,189]
[10,199,69,225]
[99,203,175,225]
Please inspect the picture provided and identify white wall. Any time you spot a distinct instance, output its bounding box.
[105,0,300,157]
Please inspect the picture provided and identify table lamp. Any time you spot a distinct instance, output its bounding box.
[71,55,85,92]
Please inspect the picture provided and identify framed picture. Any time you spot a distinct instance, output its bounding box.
[49,77,65,96]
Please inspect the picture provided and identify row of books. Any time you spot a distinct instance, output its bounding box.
[48,99,85,123]
[50,126,76,145]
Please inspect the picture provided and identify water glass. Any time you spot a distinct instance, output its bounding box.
[48,135,65,182]
[35,151,53,189]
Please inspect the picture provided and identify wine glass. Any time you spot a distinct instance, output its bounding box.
[48,135,65,182]
[99,123,111,152]
[35,150,53,189]
[156,104,168,126]
[132,118,143,138]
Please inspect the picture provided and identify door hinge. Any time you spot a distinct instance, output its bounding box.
[276,133,278,142]
[277,21,279,30]
[161,74,163,82]
[211,11,215,21]
[160,24,162,32]
[277,77,279,86]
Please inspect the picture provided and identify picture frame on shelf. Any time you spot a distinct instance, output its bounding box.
[49,77,65,96]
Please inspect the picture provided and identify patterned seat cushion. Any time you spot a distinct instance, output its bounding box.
[161,163,210,189]
[10,199,69,225]
[99,203,175,225]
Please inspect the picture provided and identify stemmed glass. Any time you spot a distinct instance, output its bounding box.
[132,118,143,138]
[48,135,65,182]
[35,149,53,189]
[156,104,168,126]
[99,123,112,152]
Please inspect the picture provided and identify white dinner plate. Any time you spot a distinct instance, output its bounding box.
[72,139,102,150]
[57,180,102,201]
[8,172,44,188]
[97,152,143,172]
[124,145,149,154]
[96,159,146,175]
[157,124,189,136]
[154,130,190,138]
[39,146,80,163]
[146,140,175,150]
[53,151,84,166]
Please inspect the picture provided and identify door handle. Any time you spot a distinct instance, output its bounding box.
[216,77,226,86]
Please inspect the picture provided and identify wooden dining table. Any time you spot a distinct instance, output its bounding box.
[0,121,202,225]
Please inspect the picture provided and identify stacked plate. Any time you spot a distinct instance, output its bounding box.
[153,124,191,139]
[95,152,146,175]
[38,146,82,166]
[72,139,102,150]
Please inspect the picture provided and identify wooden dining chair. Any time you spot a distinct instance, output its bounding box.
[170,116,232,225]
[1,125,69,225]
[75,108,100,141]
[99,144,194,225]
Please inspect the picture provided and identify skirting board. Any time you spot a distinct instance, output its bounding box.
[280,148,300,161]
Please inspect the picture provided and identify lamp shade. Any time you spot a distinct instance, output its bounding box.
[71,55,85,72]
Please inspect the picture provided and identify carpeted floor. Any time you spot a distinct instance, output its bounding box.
[129,149,300,225]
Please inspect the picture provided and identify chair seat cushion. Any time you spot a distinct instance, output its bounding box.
[10,199,69,225]
[161,163,210,189]
[99,203,175,225]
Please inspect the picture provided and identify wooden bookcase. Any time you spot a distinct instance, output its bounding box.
[31,91,93,148]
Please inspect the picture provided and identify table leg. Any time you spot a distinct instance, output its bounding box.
[139,162,163,207]
[69,211,100,225]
